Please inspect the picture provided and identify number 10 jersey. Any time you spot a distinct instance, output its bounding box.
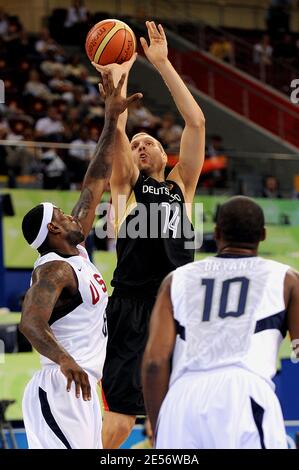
[170,254,290,386]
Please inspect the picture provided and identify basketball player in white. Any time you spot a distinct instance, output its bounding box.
[19,72,142,449]
[142,196,299,449]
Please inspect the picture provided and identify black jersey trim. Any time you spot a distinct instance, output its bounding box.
[165,179,185,199]
[250,397,266,449]
[49,291,83,326]
[216,254,257,258]
[175,319,186,340]
[38,387,72,449]
[254,310,287,337]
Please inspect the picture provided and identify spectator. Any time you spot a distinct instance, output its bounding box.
[24,70,52,101]
[64,0,88,28]
[69,126,96,160]
[127,100,160,135]
[35,28,63,59]
[6,128,40,177]
[201,135,228,190]
[48,68,74,100]
[209,36,234,64]
[0,8,8,37]
[35,106,64,138]
[64,0,89,44]
[207,134,225,157]
[65,54,86,79]
[261,175,282,198]
[157,112,183,152]
[40,49,66,77]
[253,34,273,65]
[40,148,69,189]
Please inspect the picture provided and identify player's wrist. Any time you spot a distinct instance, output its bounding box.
[104,110,119,121]
[153,57,170,71]
[58,351,73,366]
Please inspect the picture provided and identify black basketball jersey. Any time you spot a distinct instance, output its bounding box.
[112,172,195,296]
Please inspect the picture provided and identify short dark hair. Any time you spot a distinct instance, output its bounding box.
[22,204,49,252]
[216,196,265,245]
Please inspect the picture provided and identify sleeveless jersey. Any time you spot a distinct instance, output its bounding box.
[112,173,195,295]
[170,254,289,386]
[33,245,108,380]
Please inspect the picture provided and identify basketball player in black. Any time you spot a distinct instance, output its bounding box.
[92,21,205,448]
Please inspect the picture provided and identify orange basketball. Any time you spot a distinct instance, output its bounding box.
[85,19,136,66]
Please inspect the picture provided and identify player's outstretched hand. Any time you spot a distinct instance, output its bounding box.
[99,70,143,117]
[140,21,168,67]
[60,355,91,401]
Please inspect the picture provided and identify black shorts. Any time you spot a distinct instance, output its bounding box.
[102,293,156,416]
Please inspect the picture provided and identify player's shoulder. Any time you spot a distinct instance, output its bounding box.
[258,256,292,273]
[32,259,75,286]
[172,258,206,278]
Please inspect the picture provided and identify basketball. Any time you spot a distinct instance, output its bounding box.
[85,19,136,66]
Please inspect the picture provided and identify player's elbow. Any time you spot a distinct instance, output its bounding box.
[142,356,170,376]
[18,319,30,338]
[185,113,205,129]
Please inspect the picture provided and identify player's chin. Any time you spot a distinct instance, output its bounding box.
[138,161,152,173]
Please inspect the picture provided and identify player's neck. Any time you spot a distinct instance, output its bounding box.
[41,241,79,257]
[218,245,258,256]
[147,171,165,182]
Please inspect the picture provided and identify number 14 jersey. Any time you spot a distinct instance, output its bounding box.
[112,173,195,296]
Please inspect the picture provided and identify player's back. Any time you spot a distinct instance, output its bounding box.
[170,254,289,386]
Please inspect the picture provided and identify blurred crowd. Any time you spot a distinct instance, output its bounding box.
[2,1,294,196]
[0,4,230,192]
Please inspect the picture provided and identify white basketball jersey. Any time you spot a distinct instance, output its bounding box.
[170,255,289,386]
[33,245,108,380]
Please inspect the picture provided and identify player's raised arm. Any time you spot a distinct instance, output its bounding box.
[140,21,205,202]
[19,261,92,400]
[72,69,142,238]
[92,54,140,195]
[141,274,176,435]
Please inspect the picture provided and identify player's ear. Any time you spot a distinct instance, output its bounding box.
[260,227,266,242]
[214,225,220,242]
[47,222,61,235]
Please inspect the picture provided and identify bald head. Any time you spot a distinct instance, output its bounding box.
[216,196,265,247]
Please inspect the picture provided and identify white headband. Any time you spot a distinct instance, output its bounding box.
[30,202,55,249]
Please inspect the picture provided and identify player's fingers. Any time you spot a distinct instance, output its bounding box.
[116,73,126,93]
[91,62,106,73]
[128,52,138,65]
[145,20,151,36]
[158,23,166,40]
[81,373,91,401]
[140,37,149,52]
[98,83,106,100]
[101,72,108,92]
[66,374,72,392]
[151,21,160,36]
[126,93,143,107]
[73,373,81,398]
[106,70,115,94]
[147,20,156,38]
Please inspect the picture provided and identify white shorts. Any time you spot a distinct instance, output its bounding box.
[156,367,287,449]
[22,366,102,449]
